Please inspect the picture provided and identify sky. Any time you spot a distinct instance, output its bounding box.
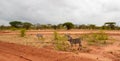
[0,0,120,26]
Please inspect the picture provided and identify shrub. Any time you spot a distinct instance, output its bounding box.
[53,31,70,51]
[20,29,26,37]
[83,31,108,45]
[55,40,70,51]
[11,27,18,31]
[54,31,59,40]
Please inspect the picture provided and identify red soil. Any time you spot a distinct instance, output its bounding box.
[0,41,96,61]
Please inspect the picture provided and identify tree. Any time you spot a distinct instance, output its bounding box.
[63,22,74,30]
[0,25,5,30]
[57,24,64,29]
[23,22,32,30]
[88,24,96,29]
[46,24,52,29]
[52,25,57,30]
[35,23,41,29]
[79,24,88,29]
[104,22,116,30]
[9,21,22,28]
[35,24,49,29]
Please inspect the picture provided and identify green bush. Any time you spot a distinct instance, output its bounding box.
[20,29,26,37]
[55,40,70,51]
[11,27,18,31]
[53,31,70,51]
[83,31,108,45]
[54,31,59,40]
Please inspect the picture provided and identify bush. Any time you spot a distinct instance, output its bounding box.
[53,31,70,51]
[55,40,70,51]
[54,31,59,40]
[83,31,108,45]
[20,29,26,37]
[11,27,18,31]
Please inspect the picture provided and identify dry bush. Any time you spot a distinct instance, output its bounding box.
[53,31,70,51]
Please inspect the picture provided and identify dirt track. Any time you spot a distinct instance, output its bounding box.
[0,41,96,61]
[1,30,120,35]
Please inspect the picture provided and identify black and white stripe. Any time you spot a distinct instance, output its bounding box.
[65,34,82,50]
[36,34,43,39]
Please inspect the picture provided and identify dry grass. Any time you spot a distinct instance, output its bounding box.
[0,30,119,48]
[0,34,54,48]
[0,30,120,61]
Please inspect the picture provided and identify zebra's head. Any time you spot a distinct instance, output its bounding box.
[65,34,72,41]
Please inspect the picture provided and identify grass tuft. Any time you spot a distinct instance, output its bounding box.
[20,29,26,37]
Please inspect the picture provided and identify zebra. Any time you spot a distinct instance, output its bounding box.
[36,34,43,40]
[65,34,82,50]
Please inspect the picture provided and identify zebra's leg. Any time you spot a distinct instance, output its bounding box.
[78,43,82,50]
[71,43,73,47]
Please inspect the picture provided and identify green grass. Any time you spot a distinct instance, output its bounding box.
[82,31,108,45]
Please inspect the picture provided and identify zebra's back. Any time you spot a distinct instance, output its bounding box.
[70,38,81,44]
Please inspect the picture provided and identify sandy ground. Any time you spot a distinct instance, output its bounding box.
[0,30,120,61]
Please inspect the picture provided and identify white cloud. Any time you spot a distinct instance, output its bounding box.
[0,19,9,25]
[0,0,120,26]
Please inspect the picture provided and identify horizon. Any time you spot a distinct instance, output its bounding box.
[0,21,118,27]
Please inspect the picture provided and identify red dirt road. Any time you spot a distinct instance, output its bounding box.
[0,41,96,61]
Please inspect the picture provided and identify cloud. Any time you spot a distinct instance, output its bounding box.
[0,19,9,25]
[0,0,120,26]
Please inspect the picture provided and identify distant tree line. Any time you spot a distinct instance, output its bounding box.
[0,21,120,30]
[9,21,32,30]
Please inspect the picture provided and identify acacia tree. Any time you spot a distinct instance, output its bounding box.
[63,22,74,30]
[23,22,32,30]
[9,21,22,28]
[104,22,116,30]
